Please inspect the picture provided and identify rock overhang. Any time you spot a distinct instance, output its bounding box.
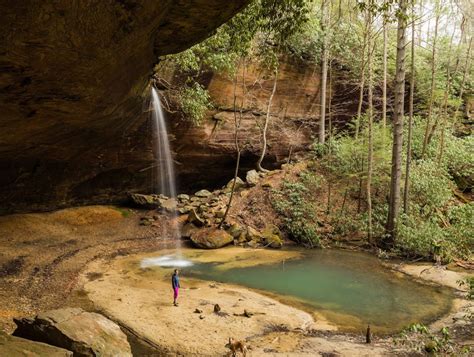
[0,0,250,213]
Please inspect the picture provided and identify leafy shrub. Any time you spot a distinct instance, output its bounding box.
[396,203,473,262]
[272,172,321,247]
[409,160,452,210]
[178,83,212,126]
[446,203,474,259]
[442,134,474,191]
[396,213,452,261]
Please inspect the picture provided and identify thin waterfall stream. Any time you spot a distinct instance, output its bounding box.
[150,86,186,263]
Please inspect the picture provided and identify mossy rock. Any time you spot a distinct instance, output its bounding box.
[227,223,244,239]
[246,226,263,242]
[262,225,283,249]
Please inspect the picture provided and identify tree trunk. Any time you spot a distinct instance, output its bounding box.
[355,17,368,139]
[257,68,278,172]
[382,15,388,130]
[421,9,439,158]
[403,0,415,214]
[319,0,329,144]
[366,3,374,244]
[454,38,472,118]
[437,20,465,164]
[386,0,407,243]
[327,58,333,214]
[219,60,246,228]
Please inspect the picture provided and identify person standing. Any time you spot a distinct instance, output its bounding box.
[172,269,180,306]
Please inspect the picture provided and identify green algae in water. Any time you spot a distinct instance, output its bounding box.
[184,249,453,334]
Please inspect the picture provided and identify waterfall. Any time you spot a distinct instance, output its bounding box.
[151,87,177,199]
[150,87,181,251]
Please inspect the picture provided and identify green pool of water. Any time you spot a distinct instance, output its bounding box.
[183,249,453,334]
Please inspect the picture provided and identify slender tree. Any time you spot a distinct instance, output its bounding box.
[454,37,472,118]
[355,17,369,139]
[421,3,440,158]
[327,58,333,214]
[437,17,466,164]
[257,68,278,172]
[403,0,415,214]
[219,61,246,228]
[366,1,374,244]
[386,0,407,243]
[381,7,388,130]
[319,0,329,144]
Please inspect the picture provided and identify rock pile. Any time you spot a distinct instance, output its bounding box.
[133,170,283,249]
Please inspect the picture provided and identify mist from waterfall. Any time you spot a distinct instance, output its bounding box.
[150,86,181,254]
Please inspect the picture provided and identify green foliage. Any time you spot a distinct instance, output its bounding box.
[306,113,472,261]
[156,0,313,125]
[396,213,452,261]
[395,323,463,355]
[320,120,391,189]
[178,83,212,126]
[442,134,474,189]
[409,160,452,209]
[271,171,321,247]
[446,203,474,259]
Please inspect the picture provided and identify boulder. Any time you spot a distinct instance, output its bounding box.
[13,308,132,357]
[190,228,234,249]
[246,226,263,242]
[225,177,246,191]
[181,223,199,239]
[195,189,212,198]
[178,206,193,214]
[227,223,245,239]
[0,331,72,356]
[262,225,283,249]
[187,209,205,227]
[129,193,160,208]
[246,170,260,186]
[177,194,190,202]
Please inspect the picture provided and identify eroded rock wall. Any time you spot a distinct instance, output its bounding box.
[168,58,322,191]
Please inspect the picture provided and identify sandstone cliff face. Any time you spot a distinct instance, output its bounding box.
[169,58,321,191]
[0,0,249,213]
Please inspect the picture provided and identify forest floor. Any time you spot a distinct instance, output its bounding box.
[0,162,472,355]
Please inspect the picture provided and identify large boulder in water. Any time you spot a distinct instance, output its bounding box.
[0,332,72,356]
[190,228,233,249]
[13,308,132,357]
